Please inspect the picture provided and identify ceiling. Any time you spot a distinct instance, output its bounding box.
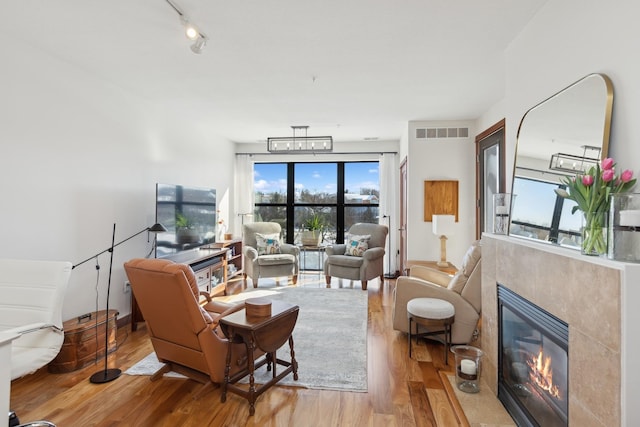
[3,0,547,144]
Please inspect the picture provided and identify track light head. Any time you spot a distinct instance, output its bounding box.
[166,0,208,54]
[190,36,207,54]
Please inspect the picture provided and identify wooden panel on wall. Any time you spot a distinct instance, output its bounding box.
[423,180,458,222]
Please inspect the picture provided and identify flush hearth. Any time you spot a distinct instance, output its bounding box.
[498,285,569,427]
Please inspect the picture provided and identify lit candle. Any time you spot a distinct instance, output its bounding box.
[495,206,509,215]
[620,209,640,227]
[460,359,477,375]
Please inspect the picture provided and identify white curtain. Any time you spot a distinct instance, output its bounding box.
[379,153,398,276]
[234,154,254,236]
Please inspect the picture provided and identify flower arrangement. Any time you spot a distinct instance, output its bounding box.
[555,157,636,255]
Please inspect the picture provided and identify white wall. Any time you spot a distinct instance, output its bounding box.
[502,0,640,188]
[0,38,235,321]
[406,121,476,265]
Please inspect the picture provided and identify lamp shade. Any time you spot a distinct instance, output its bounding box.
[432,215,456,236]
[149,223,167,233]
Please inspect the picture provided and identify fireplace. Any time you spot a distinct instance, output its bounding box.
[498,285,569,427]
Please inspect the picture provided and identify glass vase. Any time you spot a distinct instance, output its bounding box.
[451,345,484,393]
[581,210,608,256]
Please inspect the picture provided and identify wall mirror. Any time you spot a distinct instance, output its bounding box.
[509,73,613,247]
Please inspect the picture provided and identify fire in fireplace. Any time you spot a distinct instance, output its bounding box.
[497,285,569,427]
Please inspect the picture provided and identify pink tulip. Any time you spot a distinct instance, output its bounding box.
[602,169,615,182]
[602,158,614,170]
[582,175,594,186]
[621,169,634,183]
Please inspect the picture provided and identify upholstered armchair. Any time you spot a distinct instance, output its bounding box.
[392,240,481,344]
[124,258,256,396]
[243,222,300,287]
[323,222,388,290]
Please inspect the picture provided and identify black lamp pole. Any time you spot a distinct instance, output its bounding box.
[383,215,398,279]
[73,222,166,384]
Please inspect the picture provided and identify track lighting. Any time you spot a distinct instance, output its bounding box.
[165,0,208,54]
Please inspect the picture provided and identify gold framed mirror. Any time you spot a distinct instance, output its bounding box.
[509,73,613,247]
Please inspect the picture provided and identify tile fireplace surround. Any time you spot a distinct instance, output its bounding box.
[480,234,640,426]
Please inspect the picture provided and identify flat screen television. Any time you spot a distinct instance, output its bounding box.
[155,183,217,258]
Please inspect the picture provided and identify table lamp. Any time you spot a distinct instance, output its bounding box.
[432,215,456,267]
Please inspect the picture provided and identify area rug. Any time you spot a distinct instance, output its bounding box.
[125,286,368,392]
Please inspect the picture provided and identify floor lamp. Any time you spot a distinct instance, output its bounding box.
[382,215,398,279]
[238,212,254,236]
[73,222,166,384]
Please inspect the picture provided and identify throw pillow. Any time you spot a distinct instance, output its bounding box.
[255,232,281,255]
[344,234,371,257]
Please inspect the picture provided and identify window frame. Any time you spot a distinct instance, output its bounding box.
[253,161,380,244]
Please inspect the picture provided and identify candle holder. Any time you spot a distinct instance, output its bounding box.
[451,345,483,393]
[493,193,514,235]
[609,193,640,263]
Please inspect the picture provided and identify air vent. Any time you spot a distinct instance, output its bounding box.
[416,127,469,139]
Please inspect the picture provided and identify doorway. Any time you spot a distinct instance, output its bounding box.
[476,120,506,239]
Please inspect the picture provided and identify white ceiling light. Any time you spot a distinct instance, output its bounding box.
[165,0,208,54]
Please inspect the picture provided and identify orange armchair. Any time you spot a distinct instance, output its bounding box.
[124,258,257,397]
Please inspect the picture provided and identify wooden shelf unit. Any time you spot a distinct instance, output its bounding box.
[213,238,244,286]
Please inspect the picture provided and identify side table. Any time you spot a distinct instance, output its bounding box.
[298,244,328,276]
[220,300,299,415]
[1,331,19,426]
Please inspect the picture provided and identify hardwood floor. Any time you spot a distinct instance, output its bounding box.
[10,275,465,427]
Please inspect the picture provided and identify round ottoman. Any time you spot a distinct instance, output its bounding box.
[407,298,455,363]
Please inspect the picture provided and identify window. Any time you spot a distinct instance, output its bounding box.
[253,163,287,239]
[254,161,379,245]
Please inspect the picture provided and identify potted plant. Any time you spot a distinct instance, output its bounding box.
[175,213,199,244]
[301,214,324,246]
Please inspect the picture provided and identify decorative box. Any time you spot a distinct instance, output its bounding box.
[245,297,272,318]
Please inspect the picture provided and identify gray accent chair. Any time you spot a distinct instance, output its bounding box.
[323,223,388,290]
[392,240,481,345]
[243,222,300,287]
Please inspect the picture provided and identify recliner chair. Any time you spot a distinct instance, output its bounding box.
[323,223,388,290]
[124,258,257,397]
[392,240,481,344]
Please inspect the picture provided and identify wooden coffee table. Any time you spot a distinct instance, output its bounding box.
[220,300,299,416]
